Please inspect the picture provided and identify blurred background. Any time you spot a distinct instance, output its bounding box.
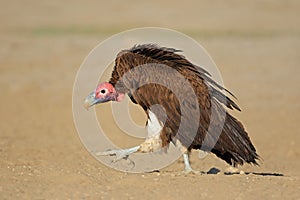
[0,0,299,199]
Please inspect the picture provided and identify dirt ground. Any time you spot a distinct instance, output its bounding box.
[0,0,300,199]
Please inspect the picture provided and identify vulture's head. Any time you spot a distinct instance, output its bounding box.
[84,82,125,109]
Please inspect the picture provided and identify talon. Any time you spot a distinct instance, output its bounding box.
[96,149,128,161]
[113,150,130,162]
[96,146,140,163]
[96,149,119,156]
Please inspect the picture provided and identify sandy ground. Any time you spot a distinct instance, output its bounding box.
[0,0,299,199]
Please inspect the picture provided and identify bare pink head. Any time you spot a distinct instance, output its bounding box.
[84,82,125,109]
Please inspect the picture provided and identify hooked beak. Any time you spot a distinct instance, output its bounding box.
[84,91,102,109]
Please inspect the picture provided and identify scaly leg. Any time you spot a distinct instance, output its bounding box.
[96,146,140,162]
[97,134,162,163]
[183,153,193,172]
[182,151,204,174]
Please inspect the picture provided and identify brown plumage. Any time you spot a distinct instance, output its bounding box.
[107,44,259,167]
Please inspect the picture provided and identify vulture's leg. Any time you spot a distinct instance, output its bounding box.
[96,134,162,163]
[183,152,193,172]
[96,146,140,162]
[181,150,204,174]
[97,110,164,163]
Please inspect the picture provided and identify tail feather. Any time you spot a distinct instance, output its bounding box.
[212,113,259,167]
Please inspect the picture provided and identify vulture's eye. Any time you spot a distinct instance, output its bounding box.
[100,89,106,94]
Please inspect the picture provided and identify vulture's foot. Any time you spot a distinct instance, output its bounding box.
[183,168,205,175]
[96,146,140,162]
[182,152,205,175]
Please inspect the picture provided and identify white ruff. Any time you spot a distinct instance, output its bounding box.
[147,110,163,138]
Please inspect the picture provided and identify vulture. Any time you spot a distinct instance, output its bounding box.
[84,44,259,173]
